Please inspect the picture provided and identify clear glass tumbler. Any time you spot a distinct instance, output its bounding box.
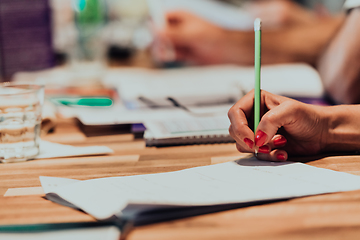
[0,83,44,163]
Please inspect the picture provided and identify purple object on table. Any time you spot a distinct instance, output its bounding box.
[131,123,146,139]
[0,0,54,80]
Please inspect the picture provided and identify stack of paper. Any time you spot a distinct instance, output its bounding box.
[40,158,360,225]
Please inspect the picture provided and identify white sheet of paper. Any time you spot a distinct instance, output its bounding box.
[77,103,231,126]
[77,106,187,126]
[104,64,323,110]
[4,187,45,197]
[0,226,120,240]
[36,141,113,159]
[40,158,360,220]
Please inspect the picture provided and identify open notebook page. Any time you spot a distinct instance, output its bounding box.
[143,110,231,139]
[143,115,234,147]
[40,157,360,221]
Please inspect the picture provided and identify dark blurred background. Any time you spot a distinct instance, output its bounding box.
[0,0,345,81]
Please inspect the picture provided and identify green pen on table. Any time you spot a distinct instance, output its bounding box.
[254,18,261,156]
[51,97,113,107]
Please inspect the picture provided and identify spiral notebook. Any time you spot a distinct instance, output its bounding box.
[144,115,234,147]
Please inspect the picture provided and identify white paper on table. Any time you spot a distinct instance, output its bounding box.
[77,102,232,127]
[104,64,323,110]
[0,226,120,240]
[4,177,80,197]
[36,140,113,159]
[40,157,360,221]
[40,176,80,193]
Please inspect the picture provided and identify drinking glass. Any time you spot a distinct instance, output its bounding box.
[0,83,44,163]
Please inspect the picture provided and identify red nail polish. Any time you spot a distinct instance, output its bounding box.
[255,130,267,147]
[258,145,270,154]
[276,153,286,161]
[274,136,287,147]
[244,138,254,149]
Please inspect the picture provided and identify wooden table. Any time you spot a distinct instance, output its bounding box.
[2,117,360,240]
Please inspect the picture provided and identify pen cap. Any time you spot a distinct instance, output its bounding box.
[254,18,262,31]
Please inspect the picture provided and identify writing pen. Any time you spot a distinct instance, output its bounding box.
[52,97,113,107]
[254,18,262,156]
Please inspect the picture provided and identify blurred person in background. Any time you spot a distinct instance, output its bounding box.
[155,0,344,66]
[156,0,360,104]
[317,2,360,104]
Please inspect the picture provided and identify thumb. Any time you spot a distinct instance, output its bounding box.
[254,100,299,147]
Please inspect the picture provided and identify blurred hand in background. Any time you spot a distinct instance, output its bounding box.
[244,0,322,29]
[153,0,343,66]
[155,11,239,65]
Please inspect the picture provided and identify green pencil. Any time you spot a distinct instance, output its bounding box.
[254,18,261,155]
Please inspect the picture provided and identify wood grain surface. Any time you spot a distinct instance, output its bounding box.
[1,118,360,240]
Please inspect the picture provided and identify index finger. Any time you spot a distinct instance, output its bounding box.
[228,90,256,144]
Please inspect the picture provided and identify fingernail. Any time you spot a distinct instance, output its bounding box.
[244,138,254,149]
[274,136,287,147]
[255,130,267,147]
[276,153,286,161]
[258,145,270,154]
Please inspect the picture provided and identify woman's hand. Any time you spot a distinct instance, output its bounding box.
[155,9,343,66]
[228,90,330,161]
[156,11,252,65]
